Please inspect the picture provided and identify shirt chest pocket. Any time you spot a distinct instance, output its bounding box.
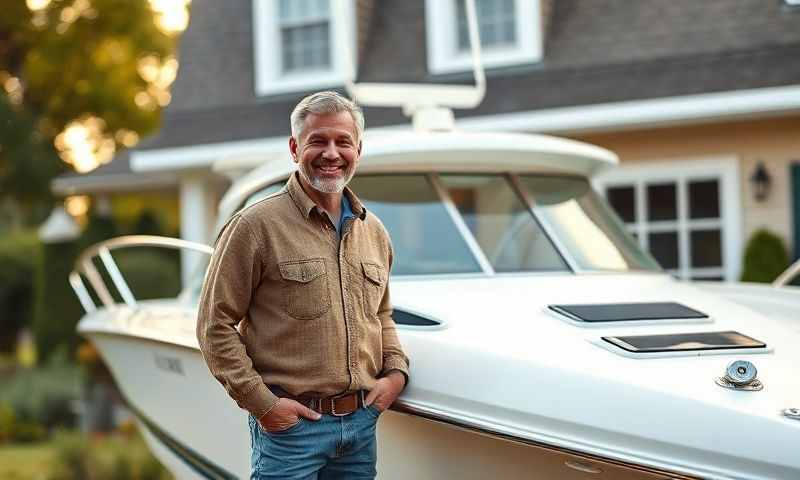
[361,262,386,317]
[278,259,331,320]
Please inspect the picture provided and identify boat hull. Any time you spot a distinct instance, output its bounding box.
[84,330,695,480]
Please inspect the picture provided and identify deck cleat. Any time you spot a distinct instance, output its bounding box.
[782,408,800,420]
[715,360,763,391]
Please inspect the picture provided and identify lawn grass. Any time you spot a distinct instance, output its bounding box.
[0,441,55,480]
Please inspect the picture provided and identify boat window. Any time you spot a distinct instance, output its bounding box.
[439,174,568,273]
[518,176,661,272]
[603,331,765,353]
[348,174,482,275]
[549,302,707,323]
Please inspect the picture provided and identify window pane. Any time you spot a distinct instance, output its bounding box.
[648,231,679,269]
[519,176,661,272]
[457,0,516,50]
[647,183,677,221]
[606,186,635,223]
[691,229,722,267]
[281,24,330,72]
[279,0,328,22]
[689,180,720,219]
[440,175,568,272]
[347,175,482,275]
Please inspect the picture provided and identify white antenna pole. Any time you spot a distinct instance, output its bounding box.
[336,0,486,131]
[465,0,487,105]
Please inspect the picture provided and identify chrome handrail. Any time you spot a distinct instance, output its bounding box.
[70,235,214,313]
[773,258,800,288]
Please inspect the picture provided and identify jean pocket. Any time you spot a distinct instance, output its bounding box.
[257,417,305,435]
[366,404,383,418]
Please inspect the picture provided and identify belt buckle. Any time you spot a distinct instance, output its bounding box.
[330,396,348,417]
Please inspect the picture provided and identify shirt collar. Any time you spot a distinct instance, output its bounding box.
[287,171,367,221]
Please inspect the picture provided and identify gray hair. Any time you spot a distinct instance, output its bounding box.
[290,91,365,141]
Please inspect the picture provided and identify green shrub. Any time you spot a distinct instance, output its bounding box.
[32,238,83,364]
[0,402,15,444]
[0,230,40,354]
[740,229,790,283]
[47,428,173,480]
[0,351,82,435]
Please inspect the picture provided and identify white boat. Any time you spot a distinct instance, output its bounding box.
[70,2,800,476]
[71,127,800,480]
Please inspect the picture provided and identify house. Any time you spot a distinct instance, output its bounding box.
[53,0,800,283]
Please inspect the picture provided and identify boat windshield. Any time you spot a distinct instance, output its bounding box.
[186,172,659,298]
[349,173,658,275]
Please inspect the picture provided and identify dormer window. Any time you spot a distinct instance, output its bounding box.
[253,0,354,96]
[426,0,543,74]
[278,0,331,72]
[456,0,517,51]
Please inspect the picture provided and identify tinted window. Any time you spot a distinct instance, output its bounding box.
[348,175,481,276]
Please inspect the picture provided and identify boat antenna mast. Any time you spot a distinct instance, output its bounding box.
[336,0,486,132]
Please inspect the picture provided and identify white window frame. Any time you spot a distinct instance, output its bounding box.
[252,0,355,96]
[425,0,542,75]
[594,157,742,282]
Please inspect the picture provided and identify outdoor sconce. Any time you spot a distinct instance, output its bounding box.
[749,161,771,202]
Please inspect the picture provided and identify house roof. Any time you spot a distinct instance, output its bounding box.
[135,0,800,152]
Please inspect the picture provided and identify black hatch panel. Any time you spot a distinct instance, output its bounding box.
[548,302,708,323]
[394,309,440,327]
[602,331,766,353]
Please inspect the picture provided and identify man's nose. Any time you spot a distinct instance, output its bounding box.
[321,141,339,159]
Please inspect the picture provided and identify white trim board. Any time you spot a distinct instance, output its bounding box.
[131,85,800,172]
[131,137,289,173]
[455,84,800,133]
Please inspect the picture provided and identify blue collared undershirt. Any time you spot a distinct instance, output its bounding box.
[335,194,355,239]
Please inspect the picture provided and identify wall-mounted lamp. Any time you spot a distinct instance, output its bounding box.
[749,161,771,202]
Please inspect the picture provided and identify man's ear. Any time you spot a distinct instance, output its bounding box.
[357,140,362,156]
[289,136,299,162]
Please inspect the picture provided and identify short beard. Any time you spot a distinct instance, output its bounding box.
[298,162,355,194]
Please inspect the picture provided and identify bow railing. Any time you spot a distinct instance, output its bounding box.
[69,235,213,313]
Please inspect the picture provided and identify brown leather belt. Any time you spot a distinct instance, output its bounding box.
[270,386,366,416]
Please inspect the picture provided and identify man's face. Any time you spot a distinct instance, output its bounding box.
[290,112,361,194]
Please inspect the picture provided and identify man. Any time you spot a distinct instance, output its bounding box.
[196,91,409,480]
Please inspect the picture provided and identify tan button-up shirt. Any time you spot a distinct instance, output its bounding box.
[197,173,409,419]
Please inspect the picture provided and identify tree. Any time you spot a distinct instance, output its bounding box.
[0,0,186,226]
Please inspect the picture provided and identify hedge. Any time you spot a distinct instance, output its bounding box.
[0,231,40,354]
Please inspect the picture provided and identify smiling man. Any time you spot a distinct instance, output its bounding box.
[197,91,409,480]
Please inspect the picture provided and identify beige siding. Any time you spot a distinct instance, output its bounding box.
[571,115,800,257]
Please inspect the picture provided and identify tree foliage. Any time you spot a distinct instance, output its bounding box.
[0,0,181,225]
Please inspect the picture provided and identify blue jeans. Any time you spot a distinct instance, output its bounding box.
[248,405,381,480]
